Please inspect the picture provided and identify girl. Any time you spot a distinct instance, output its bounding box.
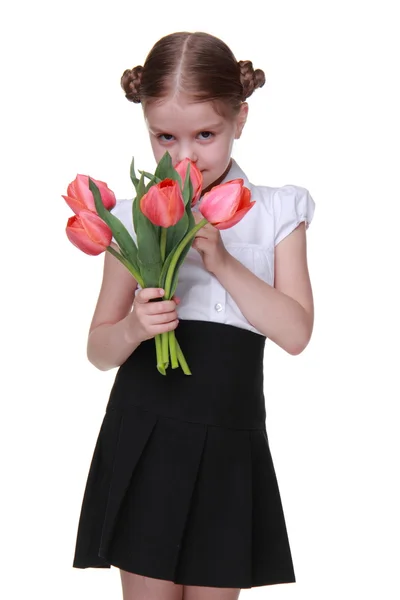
[72,31,315,600]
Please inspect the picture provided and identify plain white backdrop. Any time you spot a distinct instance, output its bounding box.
[1,0,399,598]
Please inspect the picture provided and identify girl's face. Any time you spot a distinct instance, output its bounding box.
[144,95,248,190]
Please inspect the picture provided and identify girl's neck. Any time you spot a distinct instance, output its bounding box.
[200,159,233,198]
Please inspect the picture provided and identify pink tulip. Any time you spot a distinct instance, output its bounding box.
[175,158,203,206]
[198,179,254,229]
[140,178,185,227]
[66,210,112,255]
[62,174,116,215]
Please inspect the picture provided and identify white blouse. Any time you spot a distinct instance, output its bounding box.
[111,159,315,335]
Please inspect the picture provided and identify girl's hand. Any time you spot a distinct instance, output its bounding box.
[192,211,230,274]
[128,287,180,343]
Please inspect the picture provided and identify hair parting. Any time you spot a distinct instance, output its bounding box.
[120,32,266,117]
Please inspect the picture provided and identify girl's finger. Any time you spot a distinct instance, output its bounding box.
[192,211,204,223]
[135,287,164,303]
[144,300,178,315]
[192,238,206,251]
[146,311,178,325]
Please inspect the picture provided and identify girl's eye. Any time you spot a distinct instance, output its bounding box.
[156,132,214,142]
[157,134,175,142]
[198,131,213,140]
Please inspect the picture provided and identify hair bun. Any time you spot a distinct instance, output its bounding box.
[238,60,266,100]
[120,65,144,103]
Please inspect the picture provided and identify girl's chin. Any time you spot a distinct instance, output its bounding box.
[201,172,212,186]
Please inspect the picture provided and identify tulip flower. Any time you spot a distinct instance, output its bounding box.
[175,158,203,206]
[66,210,112,255]
[62,174,116,215]
[198,178,254,229]
[140,178,185,228]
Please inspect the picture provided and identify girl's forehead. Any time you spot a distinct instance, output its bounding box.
[145,97,227,132]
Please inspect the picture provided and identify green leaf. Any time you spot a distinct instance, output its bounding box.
[160,163,190,259]
[106,245,144,287]
[182,163,193,206]
[132,172,146,236]
[158,246,176,290]
[186,198,196,232]
[165,201,196,298]
[89,178,139,269]
[132,173,162,287]
[139,169,162,183]
[154,151,173,180]
[136,212,161,268]
[130,157,139,191]
[169,168,182,186]
[138,259,161,288]
[165,211,188,259]
[154,151,183,185]
[136,171,146,201]
[145,176,160,192]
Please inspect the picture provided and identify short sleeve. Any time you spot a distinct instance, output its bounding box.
[273,184,315,246]
[109,198,137,245]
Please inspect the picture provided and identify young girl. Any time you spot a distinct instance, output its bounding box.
[72,31,315,600]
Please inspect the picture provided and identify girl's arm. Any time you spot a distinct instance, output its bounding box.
[216,223,313,354]
[195,222,314,355]
[86,243,143,371]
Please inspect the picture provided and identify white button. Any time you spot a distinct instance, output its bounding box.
[215,303,223,312]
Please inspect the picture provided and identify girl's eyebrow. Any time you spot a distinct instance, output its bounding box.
[196,122,224,130]
[148,122,224,134]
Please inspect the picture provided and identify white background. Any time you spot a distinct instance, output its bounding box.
[1,0,399,598]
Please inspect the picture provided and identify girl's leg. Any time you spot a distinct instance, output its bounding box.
[183,585,241,600]
[119,569,184,600]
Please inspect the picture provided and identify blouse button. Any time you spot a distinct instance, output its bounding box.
[214,302,223,312]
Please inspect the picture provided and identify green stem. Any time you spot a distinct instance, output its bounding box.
[164,218,208,298]
[160,227,167,262]
[176,339,191,375]
[169,330,178,368]
[161,331,169,368]
[106,245,145,288]
[155,334,166,375]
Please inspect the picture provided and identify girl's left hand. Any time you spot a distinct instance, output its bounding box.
[191,211,230,274]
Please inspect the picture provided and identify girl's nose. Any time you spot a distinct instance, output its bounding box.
[176,147,198,164]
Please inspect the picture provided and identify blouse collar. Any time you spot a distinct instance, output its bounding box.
[193,159,252,211]
[220,158,251,189]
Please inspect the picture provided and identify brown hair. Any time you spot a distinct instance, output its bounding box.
[120,31,266,117]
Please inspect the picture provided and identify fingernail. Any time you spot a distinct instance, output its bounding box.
[159,288,164,295]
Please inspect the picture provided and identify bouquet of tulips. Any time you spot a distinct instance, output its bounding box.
[63,151,254,375]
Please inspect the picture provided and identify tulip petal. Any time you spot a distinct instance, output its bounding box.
[66,216,102,255]
[95,179,117,210]
[198,182,254,230]
[62,194,86,215]
[175,158,203,205]
[69,175,96,211]
[66,174,116,214]
[80,210,112,245]
[237,186,252,210]
[141,179,185,227]
[174,158,190,182]
[199,180,243,223]
[214,203,254,230]
[140,185,166,226]
[66,211,112,255]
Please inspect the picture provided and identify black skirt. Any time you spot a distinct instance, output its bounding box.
[72,320,296,589]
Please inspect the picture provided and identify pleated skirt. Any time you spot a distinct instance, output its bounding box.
[72,320,296,589]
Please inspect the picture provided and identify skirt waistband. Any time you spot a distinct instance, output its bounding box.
[106,320,267,429]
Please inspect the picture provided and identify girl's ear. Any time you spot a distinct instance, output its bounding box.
[235,103,249,139]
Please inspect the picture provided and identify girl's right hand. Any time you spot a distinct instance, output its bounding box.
[128,287,180,342]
